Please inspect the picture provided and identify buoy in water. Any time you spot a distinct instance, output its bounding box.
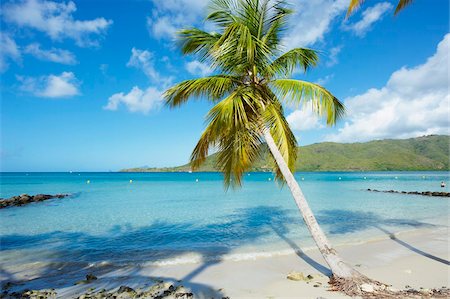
[87,180,90,184]
[364,177,367,180]
[195,179,199,182]
[338,177,342,180]
[268,178,272,181]
[129,180,133,183]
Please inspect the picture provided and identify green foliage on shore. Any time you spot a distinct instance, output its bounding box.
[121,135,449,172]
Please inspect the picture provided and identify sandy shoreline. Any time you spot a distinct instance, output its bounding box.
[2,226,449,298]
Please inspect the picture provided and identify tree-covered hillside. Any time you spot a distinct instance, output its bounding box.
[121,135,449,172]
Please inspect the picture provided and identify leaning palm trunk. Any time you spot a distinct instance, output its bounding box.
[164,0,401,296]
[263,128,360,279]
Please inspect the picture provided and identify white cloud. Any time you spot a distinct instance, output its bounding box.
[127,48,172,85]
[282,0,348,49]
[147,0,348,45]
[326,34,450,142]
[0,33,21,72]
[3,0,112,47]
[326,46,342,67]
[185,60,213,76]
[105,48,172,114]
[18,71,80,98]
[147,0,208,39]
[24,43,77,64]
[343,2,392,37]
[315,74,334,86]
[147,16,178,39]
[286,103,324,131]
[103,86,164,114]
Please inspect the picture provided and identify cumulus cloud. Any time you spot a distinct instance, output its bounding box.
[2,0,112,47]
[105,48,173,114]
[18,71,80,98]
[127,48,172,85]
[343,2,392,37]
[326,34,450,142]
[145,0,362,50]
[24,43,77,64]
[282,0,348,49]
[147,0,208,39]
[286,103,324,131]
[0,33,21,72]
[186,60,213,76]
[103,86,164,114]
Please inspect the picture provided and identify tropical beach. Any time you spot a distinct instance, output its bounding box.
[1,172,449,298]
[1,0,449,298]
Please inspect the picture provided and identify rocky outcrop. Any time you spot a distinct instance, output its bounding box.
[0,193,70,209]
[367,189,449,197]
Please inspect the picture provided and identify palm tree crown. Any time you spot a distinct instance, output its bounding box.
[164,0,344,188]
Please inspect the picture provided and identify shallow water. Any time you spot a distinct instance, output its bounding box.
[0,171,449,269]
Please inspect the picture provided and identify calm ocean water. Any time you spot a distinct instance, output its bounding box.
[0,171,449,269]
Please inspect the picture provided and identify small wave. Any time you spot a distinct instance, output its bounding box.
[139,246,319,267]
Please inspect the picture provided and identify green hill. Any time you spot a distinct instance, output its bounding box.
[121,135,450,172]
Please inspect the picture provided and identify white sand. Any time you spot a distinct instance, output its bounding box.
[4,226,449,298]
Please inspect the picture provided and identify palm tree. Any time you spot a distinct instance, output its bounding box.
[347,0,413,17]
[164,0,383,294]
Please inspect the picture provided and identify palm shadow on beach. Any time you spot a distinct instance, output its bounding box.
[0,205,322,296]
[2,206,445,296]
[316,209,449,266]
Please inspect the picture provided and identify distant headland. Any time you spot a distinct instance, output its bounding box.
[121,135,450,172]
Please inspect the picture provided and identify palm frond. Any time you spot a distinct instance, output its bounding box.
[178,28,221,58]
[264,101,297,181]
[270,79,345,125]
[190,88,265,188]
[260,2,292,50]
[346,0,364,17]
[164,75,239,107]
[395,0,413,15]
[265,48,318,78]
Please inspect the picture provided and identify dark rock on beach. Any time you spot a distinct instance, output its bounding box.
[367,189,449,197]
[0,193,70,209]
[117,286,134,294]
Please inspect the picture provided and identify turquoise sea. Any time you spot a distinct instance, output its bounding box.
[0,172,449,271]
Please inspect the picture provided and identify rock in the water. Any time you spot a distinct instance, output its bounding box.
[0,193,70,209]
[85,274,97,282]
[367,189,450,197]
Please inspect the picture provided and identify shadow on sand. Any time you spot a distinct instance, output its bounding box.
[0,206,320,296]
[1,206,445,296]
[317,209,449,266]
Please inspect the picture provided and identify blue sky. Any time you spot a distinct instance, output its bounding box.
[1,0,449,172]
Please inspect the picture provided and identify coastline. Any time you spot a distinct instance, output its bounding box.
[2,226,448,298]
